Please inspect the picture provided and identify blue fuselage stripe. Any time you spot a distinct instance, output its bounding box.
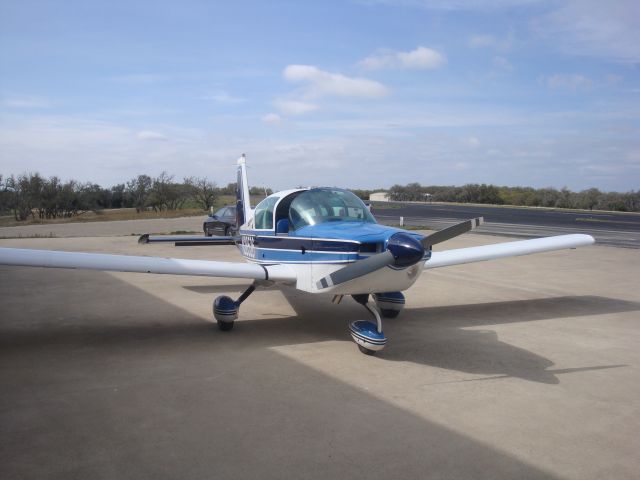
[236,231,372,264]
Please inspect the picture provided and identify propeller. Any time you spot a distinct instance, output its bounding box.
[315,217,484,290]
[420,216,483,248]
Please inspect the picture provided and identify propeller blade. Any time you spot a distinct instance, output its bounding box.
[421,217,484,247]
[316,250,395,290]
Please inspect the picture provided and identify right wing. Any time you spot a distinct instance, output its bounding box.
[0,247,295,282]
[425,234,594,269]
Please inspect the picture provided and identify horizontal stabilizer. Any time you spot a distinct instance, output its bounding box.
[138,234,236,246]
[0,247,295,282]
[425,234,595,269]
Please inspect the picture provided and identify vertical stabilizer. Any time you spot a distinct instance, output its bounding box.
[236,154,252,228]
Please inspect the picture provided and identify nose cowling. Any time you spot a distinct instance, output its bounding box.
[387,233,425,267]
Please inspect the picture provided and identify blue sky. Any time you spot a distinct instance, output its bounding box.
[0,0,638,191]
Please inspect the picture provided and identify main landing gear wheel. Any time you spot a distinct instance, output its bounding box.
[212,284,257,332]
[373,292,405,319]
[213,295,238,331]
[350,295,388,355]
[358,344,377,355]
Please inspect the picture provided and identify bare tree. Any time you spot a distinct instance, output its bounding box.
[185,176,218,211]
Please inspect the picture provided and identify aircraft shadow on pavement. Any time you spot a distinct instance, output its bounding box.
[2,269,637,479]
[3,266,636,386]
[0,269,573,480]
[277,289,636,384]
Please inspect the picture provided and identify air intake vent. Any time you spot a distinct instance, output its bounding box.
[359,242,380,253]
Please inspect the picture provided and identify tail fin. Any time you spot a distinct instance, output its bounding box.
[236,154,252,229]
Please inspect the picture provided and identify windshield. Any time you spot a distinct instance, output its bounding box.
[289,188,376,230]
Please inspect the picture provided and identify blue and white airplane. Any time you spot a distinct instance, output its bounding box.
[0,155,595,354]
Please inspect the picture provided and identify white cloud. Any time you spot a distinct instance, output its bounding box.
[469,35,498,48]
[203,90,246,104]
[273,99,318,115]
[546,74,593,91]
[262,113,282,124]
[2,95,53,109]
[605,74,623,86]
[109,73,172,85]
[136,130,168,141]
[532,0,640,64]
[466,136,481,148]
[1,109,639,192]
[366,1,543,10]
[469,30,514,52]
[283,65,389,98]
[358,46,446,70]
[492,56,513,71]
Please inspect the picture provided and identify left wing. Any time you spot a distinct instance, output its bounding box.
[425,234,594,270]
[0,247,295,282]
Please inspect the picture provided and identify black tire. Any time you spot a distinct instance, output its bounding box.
[358,344,376,355]
[205,227,212,237]
[381,309,400,318]
[224,226,230,236]
[217,320,234,331]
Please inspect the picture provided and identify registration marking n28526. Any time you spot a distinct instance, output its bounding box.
[241,235,256,259]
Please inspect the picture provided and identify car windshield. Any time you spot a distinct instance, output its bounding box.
[289,188,376,230]
[212,206,236,218]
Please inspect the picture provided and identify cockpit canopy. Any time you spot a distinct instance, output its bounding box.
[251,187,376,233]
[288,188,376,230]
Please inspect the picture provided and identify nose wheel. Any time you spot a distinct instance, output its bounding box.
[349,294,388,355]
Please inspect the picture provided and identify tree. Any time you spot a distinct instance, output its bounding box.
[147,172,191,211]
[249,186,273,197]
[0,175,10,215]
[555,187,575,209]
[576,188,601,211]
[110,184,126,209]
[4,173,44,220]
[220,182,237,195]
[126,175,152,212]
[39,176,61,218]
[185,176,218,211]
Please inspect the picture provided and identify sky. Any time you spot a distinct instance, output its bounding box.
[0,0,638,192]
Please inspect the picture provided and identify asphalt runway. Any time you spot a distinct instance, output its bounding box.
[1,221,639,480]
[372,202,640,248]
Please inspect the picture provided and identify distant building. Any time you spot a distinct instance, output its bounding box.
[369,192,389,202]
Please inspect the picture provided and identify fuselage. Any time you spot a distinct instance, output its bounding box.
[235,187,429,294]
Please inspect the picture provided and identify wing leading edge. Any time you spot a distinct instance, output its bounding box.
[425,234,595,270]
[0,247,296,282]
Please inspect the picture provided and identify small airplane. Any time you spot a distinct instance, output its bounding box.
[0,155,595,355]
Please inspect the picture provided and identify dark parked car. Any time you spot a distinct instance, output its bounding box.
[203,206,237,236]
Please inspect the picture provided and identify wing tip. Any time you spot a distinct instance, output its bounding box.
[583,234,596,245]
